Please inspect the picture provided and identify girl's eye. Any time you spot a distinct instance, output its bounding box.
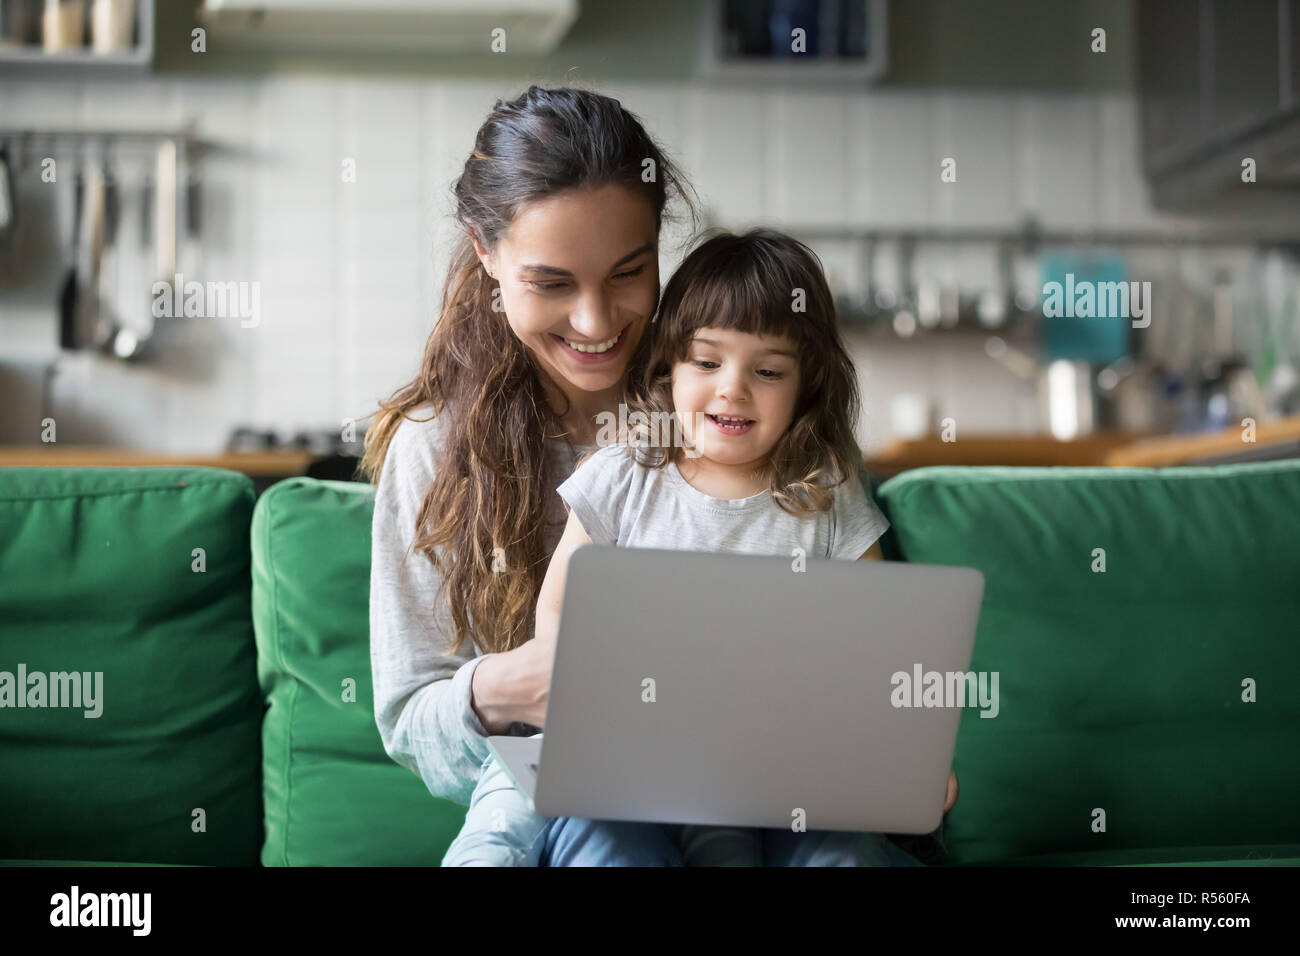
[757,369,784,379]
[525,264,645,292]
[693,359,719,370]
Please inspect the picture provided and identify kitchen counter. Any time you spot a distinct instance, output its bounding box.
[864,431,1151,476]
[0,446,317,477]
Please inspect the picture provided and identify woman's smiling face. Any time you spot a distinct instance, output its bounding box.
[474,184,660,398]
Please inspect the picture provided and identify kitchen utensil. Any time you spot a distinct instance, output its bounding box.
[0,141,14,236]
[889,392,936,441]
[56,165,83,350]
[90,0,131,54]
[126,137,174,353]
[73,158,105,348]
[976,242,1014,327]
[179,158,201,275]
[1039,250,1131,364]
[92,154,124,353]
[985,336,1097,439]
[42,0,85,53]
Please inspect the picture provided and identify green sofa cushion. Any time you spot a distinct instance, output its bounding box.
[876,460,1300,865]
[944,843,1300,867]
[252,477,467,865]
[0,467,262,865]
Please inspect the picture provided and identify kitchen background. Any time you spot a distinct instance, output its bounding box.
[2,0,1300,485]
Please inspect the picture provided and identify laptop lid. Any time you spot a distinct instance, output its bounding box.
[533,546,985,834]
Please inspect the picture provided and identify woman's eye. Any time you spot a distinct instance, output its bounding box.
[525,264,644,292]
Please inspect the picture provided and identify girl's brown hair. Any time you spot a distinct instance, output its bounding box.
[359,85,697,656]
[621,228,863,515]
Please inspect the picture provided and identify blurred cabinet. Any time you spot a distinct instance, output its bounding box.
[1137,0,1300,209]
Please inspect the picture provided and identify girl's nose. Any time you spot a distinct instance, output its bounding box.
[717,370,750,403]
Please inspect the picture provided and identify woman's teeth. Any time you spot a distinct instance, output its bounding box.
[564,331,621,353]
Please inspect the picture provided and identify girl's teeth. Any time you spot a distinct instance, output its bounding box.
[565,332,621,353]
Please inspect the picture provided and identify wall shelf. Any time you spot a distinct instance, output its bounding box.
[0,0,154,72]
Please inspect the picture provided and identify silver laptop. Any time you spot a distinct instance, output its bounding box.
[487,545,984,834]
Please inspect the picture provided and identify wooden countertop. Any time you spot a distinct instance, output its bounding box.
[6,416,1297,478]
[864,430,1151,475]
[0,447,316,477]
[1103,414,1300,466]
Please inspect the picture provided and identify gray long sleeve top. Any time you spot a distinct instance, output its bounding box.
[368,406,591,807]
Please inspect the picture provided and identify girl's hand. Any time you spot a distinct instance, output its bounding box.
[516,508,593,729]
[943,770,959,814]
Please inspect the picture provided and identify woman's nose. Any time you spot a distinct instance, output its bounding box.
[568,288,615,339]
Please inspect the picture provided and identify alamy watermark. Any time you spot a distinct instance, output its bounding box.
[1041,274,1151,328]
[0,664,103,718]
[594,405,706,458]
[152,273,261,328]
[50,886,150,936]
[891,664,999,718]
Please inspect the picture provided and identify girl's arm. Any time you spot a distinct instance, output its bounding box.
[856,540,884,561]
[534,508,594,645]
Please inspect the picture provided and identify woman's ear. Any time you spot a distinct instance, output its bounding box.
[467,229,494,277]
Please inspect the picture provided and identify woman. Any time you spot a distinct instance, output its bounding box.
[362,85,955,866]
[362,85,696,866]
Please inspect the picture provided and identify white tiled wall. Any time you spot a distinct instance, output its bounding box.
[0,77,1284,451]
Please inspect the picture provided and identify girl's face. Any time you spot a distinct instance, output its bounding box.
[671,327,801,468]
[475,184,660,399]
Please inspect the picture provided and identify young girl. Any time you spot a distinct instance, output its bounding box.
[441,228,951,866]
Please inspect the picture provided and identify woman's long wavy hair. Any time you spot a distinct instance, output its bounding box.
[620,228,864,516]
[359,85,696,657]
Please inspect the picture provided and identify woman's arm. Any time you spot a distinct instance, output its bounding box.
[369,413,512,807]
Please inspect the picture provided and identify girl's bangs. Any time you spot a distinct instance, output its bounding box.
[666,260,807,357]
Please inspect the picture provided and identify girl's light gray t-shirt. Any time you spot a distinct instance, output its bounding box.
[368,407,593,807]
[370,415,888,809]
[556,444,890,560]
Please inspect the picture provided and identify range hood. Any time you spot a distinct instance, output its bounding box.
[199,0,579,55]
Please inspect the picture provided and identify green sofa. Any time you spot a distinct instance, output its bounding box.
[2,460,1297,866]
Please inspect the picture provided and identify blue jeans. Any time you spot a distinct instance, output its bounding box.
[672,823,923,866]
[441,741,926,866]
[441,745,681,866]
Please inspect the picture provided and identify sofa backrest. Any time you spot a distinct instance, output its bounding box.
[252,476,465,865]
[876,459,1300,864]
[10,459,1295,866]
[0,467,263,865]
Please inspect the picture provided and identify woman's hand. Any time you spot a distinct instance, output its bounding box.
[510,623,557,729]
[943,769,959,814]
[469,632,554,733]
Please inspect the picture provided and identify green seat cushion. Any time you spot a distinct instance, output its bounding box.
[943,843,1300,866]
[0,467,262,865]
[876,460,1300,865]
[252,477,467,865]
